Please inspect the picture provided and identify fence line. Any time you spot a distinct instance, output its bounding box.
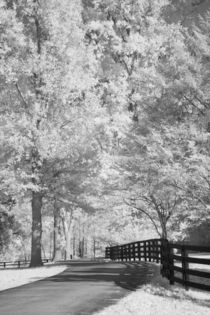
[105,238,210,292]
[105,238,162,263]
[0,258,52,269]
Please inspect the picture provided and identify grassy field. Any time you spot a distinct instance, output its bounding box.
[0,264,67,291]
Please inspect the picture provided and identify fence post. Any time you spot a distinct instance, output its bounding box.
[144,241,147,261]
[181,245,189,289]
[105,247,109,259]
[4,262,6,268]
[147,241,151,261]
[160,239,169,278]
[138,242,141,261]
[125,245,128,261]
[120,246,123,261]
[155,240,159,263]
[111,247,114,261]
[151,240,154,262]
[128,244,131,261]
[161,240,174,284]
[118,246,120,261]
[110,247,114,260]
[160,239,163,266]
[169,244,174,285]
[123,246,125,261]
[114,246,117,261]
[157,240,161,263]
[18,261,20,268]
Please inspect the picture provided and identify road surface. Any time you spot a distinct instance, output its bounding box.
[0,261,156,315]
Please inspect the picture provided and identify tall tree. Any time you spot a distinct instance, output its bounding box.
[0,0,98,266]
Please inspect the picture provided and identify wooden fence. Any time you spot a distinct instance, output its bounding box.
[105,238,210,291]
[0,258,52,269]
[105,239,162,263]
[161,239,210,291]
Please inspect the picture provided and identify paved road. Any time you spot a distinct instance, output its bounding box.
[0,261,156,315]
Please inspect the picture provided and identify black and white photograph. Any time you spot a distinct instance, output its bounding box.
[0,0,210,314]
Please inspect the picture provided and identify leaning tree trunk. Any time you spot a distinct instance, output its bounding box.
[30,191,43,267]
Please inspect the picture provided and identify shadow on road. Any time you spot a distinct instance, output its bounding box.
[45,261,156,291]
[0,261,159,315]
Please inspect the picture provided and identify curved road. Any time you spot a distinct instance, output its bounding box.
[0,261,156,315]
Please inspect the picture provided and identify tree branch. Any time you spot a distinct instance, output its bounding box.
[184,95,205,116]
[15,83,29,110]
[171,181,207,208]
[60,119,76,129]
[124,199,161,237]
[194,95,209,109]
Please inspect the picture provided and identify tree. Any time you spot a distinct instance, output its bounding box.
[1,0,210,259]
[86,0,210,242]
[0,0,98,266]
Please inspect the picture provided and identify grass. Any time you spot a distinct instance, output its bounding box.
[94,263,210,315]
[0,263,67,291]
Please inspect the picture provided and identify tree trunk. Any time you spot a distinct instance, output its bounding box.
[161,218,168,239]
[30,191,43,267]
[61,209,74,260]
[53,208,62,261]
[65,230,72,260]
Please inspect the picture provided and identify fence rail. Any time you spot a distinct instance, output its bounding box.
[106,238,210,292]
[161,239,210,291]
[0,258,52,269]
